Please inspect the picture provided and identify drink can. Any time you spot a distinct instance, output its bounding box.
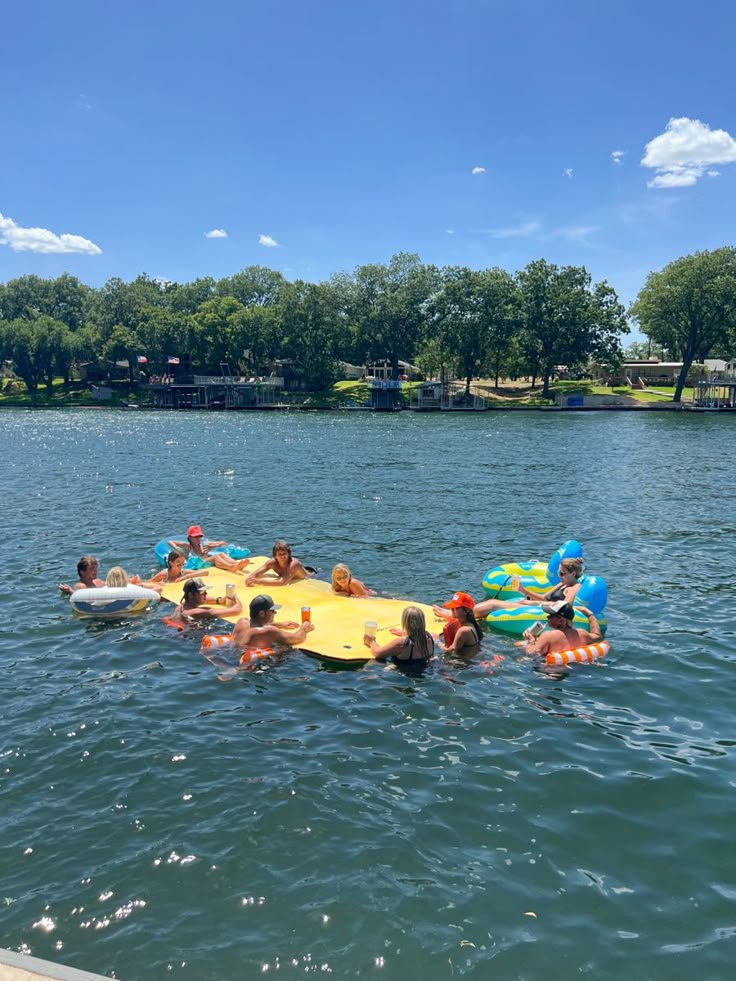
[301,606,311,623]
[364,620,378,639]
[529,620,545,638]
[226,583,236,600]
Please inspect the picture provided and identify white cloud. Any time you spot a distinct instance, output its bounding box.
[487,220,540,239]
[642,116,736,188]
[707,169,720,177]
[204,228,228,238]
[258,234,278,247]
[611,150,626,165]
[0,211,101,254]
[562,168,573,179]
[471,166,486,175]
[446,228,455,235]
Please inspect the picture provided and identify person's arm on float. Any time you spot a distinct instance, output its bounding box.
[245,559,275,586]
[576,606,602,643]
[363,634,404,661]
[271,621,315,647]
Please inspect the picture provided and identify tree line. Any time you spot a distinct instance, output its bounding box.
[1,247,734,402]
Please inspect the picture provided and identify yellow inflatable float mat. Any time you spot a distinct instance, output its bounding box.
[159,560,444,662]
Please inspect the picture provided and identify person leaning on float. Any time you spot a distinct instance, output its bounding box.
[523,601,601,657]
[246,540,311,588]
[331,563,376,597]
[231,594,314,654]
[437,592,483,657]
[363,606,434,666]
[146,549,211,587]
[168,525,250,574]
[170,577,243,624]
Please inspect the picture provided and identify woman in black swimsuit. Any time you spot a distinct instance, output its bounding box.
[434,557,584,621]
[363,606,434,668]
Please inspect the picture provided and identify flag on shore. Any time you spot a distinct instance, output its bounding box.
[137,355,148,364]
[167,356,180,365]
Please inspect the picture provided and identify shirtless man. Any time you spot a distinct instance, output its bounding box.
[59,555,105,595]
[245,540,310,588]
[231,594,314,652]
[523,601,601,656]
[168,525,250,574]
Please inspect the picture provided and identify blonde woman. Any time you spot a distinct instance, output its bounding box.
[363,606,434,667]
[331,563,376,597]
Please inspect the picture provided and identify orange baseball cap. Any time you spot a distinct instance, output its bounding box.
[444,591,475,610]
[187,524,204,538]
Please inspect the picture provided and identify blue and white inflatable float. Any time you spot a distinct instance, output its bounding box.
[70,585,160,619]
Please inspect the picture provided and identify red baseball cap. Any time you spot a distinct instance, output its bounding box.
[444,591,475,610]
[187,524,204,538]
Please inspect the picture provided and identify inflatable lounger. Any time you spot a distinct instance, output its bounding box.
[159,561,445,663]
[154,536,250,571]
[71,585,160,619]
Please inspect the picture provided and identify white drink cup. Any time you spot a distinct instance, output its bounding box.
[364,620,378,639]
[511,576,521,592]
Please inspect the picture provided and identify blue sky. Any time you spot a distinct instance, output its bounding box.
[2,0,735,324]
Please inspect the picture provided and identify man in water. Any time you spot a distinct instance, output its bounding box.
[524,601,601,655]
[59,555,105,595]
[231,594,314,652]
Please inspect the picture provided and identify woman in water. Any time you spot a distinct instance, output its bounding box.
[363,606,434,668]
[331,563,376,597]
[434,557,584,621]
[438,592,483,656]
[105,566,129,587]
[168,525,250,574]
[169,578,243,625]
[246,540,310,588]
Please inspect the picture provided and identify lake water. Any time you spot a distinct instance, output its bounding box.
[2,408,735,980]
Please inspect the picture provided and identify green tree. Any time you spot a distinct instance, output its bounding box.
[516,260,628,398]
[103,325,140,382]
[190,296,246,372]
[280,281,340,389]
[216,266,285,307]
[630,248,736,402]
[0,319,46,400]
[349,254,438,377]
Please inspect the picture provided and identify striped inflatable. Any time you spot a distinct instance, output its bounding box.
[545,641,610,667]
[239,648,272,666]
[201,634,232,651]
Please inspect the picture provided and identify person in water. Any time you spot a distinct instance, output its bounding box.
[147,550,210,586]
[59,555,105,595]
[523,601,601,656]
[433,557,584,621]
[170,578,243,624]
[438,592,483,656]
[331,563,376,597]
[231,594,314,652]
[168,525,250,573]
[246,540,310,588]
[363,606,434,667]
[105,566,130,587]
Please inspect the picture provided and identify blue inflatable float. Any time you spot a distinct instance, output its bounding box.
[154,536,250,570]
